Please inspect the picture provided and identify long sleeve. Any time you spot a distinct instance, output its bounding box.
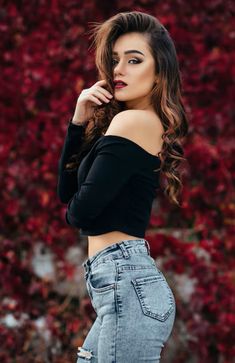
[65,136,145,229]
[57,118,87,203]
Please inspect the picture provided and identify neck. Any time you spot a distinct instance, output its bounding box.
[124,96,154,112]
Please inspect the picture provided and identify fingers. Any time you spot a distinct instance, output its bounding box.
[91,91,111,104]
[93,89,112,103]
[94,79,107,85]
[95,85,113,99]
[80,79,113,107]
[88,94,103,106]
[94,80,112,95]
[92,80,113,104]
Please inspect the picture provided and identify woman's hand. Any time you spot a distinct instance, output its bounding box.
[72,80,113,125]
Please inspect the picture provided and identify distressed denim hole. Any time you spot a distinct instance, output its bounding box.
[77,346,93,360]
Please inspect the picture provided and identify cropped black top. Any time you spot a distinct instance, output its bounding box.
[57,118,161,238]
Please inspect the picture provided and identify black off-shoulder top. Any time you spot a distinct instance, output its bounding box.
[57,118,161,237]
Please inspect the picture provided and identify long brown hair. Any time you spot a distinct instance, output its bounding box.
[66,11,189,206]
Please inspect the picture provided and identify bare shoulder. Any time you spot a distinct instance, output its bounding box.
[104,109,164,156]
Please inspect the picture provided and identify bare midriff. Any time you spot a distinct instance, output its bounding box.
[88,231,141,258]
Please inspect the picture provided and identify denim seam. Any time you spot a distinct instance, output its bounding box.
[114,260,123,363]
[118,265,156,272]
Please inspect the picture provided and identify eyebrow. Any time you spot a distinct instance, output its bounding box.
[112,50,145,56]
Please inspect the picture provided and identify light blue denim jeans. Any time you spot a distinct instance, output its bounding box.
[77,238,176,362]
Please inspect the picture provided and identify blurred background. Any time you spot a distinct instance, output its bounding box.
[0,1,234,362]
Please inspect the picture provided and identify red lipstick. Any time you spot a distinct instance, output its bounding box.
[113,79,127,89]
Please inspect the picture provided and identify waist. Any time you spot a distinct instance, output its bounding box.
[88,231,142,258]
[83,238,151,273]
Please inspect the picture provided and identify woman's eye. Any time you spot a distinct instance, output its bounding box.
[129,59,140,64]
[111,59,141,65]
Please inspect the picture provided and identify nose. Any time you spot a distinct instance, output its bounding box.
[113,60,125,76]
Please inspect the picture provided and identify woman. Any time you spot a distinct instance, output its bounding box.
[57,10,188,363]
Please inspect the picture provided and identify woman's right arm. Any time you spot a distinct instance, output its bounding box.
[57,118,88,203]
[57,79,113,204]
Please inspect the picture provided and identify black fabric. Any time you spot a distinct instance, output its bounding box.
[57,118,161,237]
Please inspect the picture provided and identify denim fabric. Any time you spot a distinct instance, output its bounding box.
[76,239,176,363]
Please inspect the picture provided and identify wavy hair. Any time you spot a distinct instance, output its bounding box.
[66,11,189,206]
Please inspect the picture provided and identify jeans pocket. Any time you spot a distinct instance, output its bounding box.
[88,261,116,293]
[131,274,175,322]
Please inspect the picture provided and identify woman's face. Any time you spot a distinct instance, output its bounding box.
[111,32,157,110]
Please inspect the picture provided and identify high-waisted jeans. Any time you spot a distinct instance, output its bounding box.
[76,238,176,363]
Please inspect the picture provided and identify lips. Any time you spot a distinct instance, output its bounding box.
[114,81,127,89]
[114,80,127,85]
[115,84,127,89]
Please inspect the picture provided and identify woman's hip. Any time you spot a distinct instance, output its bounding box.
[82,238,176,332]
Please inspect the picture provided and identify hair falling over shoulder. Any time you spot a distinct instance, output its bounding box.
[67,11,189,206]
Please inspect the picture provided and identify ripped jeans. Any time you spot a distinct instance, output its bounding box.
[76,239,176,363]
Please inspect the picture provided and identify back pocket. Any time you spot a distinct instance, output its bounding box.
[131,274,175,322]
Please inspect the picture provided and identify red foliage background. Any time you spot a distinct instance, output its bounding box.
[0,1,234,362]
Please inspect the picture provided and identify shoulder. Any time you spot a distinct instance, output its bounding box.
[105,109,150,132]
[104,109,164,155]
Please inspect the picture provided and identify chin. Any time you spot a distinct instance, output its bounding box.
[114,97,128,102]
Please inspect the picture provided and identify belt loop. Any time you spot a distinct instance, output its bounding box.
[118,241,130,259]
[144,239,151,255]
[82,260,90,275]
